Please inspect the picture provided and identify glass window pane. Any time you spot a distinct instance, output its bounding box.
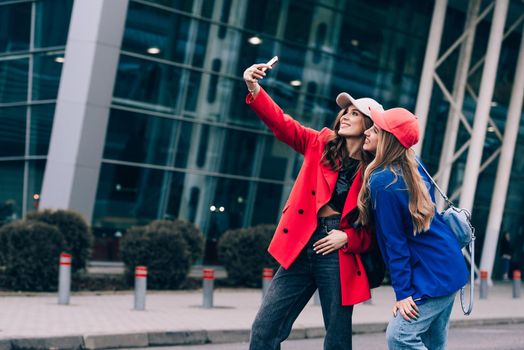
[0,106,26,157]
[283,3,312,44]
[251,182,283,226]
[143,0,193,13]
[26,160,46,214]
[34,0,74,48]
[0,57,29,103]
[30,104,55,155]
[122,2,192,63]
[200,0,214,18]
[0,2,31,54]
[32,52,64,100]
[203,177,249,264]
[93,163,165,228]
[184,71,201,111]
[104,108,261,177]
[216,128,258,176]
[243,0,280,36]
[103,108,178,166]
[259,136,291,181]
[191,20,210,68]
[113,55,182,112]
[0,160,24,224]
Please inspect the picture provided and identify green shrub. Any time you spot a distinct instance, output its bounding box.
[0,220,65,291]
[27,209,93,272]
[120,220,204,289]
[147,220,204,263]
[217,224,279,287]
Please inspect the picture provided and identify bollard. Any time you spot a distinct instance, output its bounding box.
[134,266,147,310]
[513,270,521,299]
[262,268,273,300]
[480,270,488,299]
[313,290,321,305]
[203,268,214,308]
[58,252,72,305]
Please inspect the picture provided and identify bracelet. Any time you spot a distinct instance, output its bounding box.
[248,83,258,94]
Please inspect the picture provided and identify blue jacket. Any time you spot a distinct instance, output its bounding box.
[368,166,469,302]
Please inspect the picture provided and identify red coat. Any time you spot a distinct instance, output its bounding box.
[247,88,372,305]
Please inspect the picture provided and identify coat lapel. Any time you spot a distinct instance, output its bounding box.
[317,161,337,208]
[341,169,363,219]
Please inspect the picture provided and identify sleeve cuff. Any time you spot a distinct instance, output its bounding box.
[395,288,416,301]
[245,86,266,105]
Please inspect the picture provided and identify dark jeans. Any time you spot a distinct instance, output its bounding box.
[249,215,353,350]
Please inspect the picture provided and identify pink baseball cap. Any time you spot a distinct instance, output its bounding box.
[336,92,383,117]
[369,107,420,148]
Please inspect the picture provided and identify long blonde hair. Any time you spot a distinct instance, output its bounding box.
[358,130,435,235]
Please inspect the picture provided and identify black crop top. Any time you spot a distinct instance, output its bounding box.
[327,159,360,213]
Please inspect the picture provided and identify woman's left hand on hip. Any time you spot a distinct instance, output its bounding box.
[313,229,347,255]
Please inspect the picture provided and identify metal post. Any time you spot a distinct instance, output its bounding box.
[458,0,509,212]
[413,0,448,155]
[480,23,524,280]
[262,268,273,300]
[134,266,147,310]
[435,0,480,208]
[480,270,488,299]
[58,253,72,305]
[202,268,214,308]
[513,270,521,299]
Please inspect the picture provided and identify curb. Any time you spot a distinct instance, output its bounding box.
[1,318,523,349]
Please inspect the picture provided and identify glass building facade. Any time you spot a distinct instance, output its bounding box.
[0,0,73,220]
[0,0,523,270]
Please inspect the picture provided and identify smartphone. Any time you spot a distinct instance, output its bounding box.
[267,56,278,67]
[263,56,278,71]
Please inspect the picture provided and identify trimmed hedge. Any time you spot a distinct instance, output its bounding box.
[146,220,204,264]
[120,220,204,289]
[0,220,65,291]
[27,209,93,273]
[217,224,279,287]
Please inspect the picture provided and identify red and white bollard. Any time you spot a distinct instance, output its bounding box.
[203,268,214,308]
[134,266,147,310]
[513,270,521,299]
[58,253,72,305]
[480,270,488,299]
[262,268,273,300]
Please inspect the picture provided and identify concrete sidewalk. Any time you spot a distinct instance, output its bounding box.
[0,283,522,349]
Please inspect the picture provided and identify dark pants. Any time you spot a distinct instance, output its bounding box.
[249,216,353,350]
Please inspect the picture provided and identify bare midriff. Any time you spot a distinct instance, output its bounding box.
[317,204,341,218]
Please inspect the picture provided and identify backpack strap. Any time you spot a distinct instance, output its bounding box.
[415,158,454,207]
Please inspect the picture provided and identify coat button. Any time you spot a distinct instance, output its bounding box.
[312,190,316,195]
[298,209,304,214]
[357,271,362,276]
[283,228,288,233]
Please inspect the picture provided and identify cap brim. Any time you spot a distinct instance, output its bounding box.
[369,107,389,132]
[336,92,355,109]
[336,92,371,117]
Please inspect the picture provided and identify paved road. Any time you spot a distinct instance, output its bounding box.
[146,323,524,349]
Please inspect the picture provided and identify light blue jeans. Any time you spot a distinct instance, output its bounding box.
[386,292,456,350]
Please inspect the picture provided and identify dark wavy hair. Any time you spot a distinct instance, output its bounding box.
[321,106,374,172]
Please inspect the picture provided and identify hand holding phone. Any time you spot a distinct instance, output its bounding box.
[262,56,278,71]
